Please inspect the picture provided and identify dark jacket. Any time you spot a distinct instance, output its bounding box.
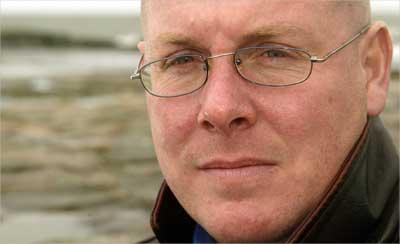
[142,117,399,243]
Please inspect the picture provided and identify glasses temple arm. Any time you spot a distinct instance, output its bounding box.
[310,24,371,63]
[130,55,144,80]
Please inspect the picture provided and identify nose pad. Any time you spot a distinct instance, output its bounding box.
[235,57,242,66]
[203,62,208,71]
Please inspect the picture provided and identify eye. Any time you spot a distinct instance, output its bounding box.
[166,55,196,67]
[263,49,289,58]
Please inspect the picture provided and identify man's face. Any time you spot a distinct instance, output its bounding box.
[143,0,368,242]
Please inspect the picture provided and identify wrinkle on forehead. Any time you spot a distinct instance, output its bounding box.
[142,0,371,57]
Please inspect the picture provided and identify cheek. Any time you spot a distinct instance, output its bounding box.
[262,69,367,158]
[259,87,325,140]
[147,96,199,160]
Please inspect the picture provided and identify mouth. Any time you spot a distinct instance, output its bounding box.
[199,158,277,169]
[198,158,278,179]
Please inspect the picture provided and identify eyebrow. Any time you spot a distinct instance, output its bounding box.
[153,24,319,53]
[156,33,202,49]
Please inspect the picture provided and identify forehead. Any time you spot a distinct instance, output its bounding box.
[143,0,346,54]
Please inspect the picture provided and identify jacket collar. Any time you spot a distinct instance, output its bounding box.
[291,117,399,242]
[150,117,399,243]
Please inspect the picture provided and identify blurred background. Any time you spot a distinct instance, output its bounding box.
[0,0,398,243]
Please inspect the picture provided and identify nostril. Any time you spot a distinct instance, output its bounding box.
[202,120,215,131]
[230,117,248,129]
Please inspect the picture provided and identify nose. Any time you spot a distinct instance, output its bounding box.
[197,57,257,136]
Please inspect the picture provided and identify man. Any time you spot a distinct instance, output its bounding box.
[131,0,399,242]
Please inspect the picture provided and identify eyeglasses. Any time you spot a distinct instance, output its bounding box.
[130,24,370,98]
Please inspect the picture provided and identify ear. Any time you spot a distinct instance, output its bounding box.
[137,41,146,54]
[361,21,393,116]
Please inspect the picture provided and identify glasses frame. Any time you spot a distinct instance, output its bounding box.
[130,24,370,98]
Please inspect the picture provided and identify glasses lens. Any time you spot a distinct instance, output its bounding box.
[235,47,311,86]
[140,54,207,97]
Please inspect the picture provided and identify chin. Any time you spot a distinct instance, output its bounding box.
[195,201,297,243]
[206,217,289,243]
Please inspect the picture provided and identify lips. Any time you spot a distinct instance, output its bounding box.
[198,158,277,170]
[196,157,279,194]
[197,157,278,189]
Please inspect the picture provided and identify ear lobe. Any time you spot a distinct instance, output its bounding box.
[363,22,393,116]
